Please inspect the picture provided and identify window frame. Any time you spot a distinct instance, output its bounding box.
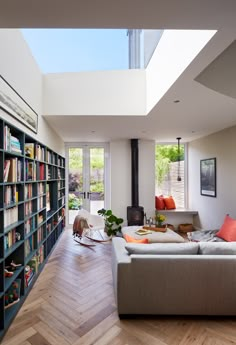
[155,141,188,209]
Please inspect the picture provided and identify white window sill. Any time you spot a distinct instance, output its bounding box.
[160,209,198,215]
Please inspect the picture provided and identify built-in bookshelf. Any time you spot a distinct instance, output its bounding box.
[0,117,66,340]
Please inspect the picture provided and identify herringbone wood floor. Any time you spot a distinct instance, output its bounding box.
[2,228,236,345]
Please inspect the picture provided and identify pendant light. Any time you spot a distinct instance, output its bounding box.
[176,137,182,182]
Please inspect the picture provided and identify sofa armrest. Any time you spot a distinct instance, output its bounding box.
[111,237,131,309]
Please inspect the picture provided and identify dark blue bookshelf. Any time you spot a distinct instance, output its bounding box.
[0,116,66,341]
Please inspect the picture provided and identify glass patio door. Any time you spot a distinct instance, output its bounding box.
[67,144,108,224]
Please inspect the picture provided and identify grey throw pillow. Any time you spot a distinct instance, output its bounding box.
[125,242,199,255]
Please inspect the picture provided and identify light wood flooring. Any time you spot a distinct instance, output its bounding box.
[2,228,236,345]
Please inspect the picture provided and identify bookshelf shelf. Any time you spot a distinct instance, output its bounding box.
[0,116,65,341]
[4,267,24,291]
[4,240,24,258]
[4,221,24,234]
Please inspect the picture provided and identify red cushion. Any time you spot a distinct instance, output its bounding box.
[163,196,176,210]
[124,234,149,244]
[216,215,236,242]
[155,195,165,210]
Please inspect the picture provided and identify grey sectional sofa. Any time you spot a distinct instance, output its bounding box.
[112,237,236,316]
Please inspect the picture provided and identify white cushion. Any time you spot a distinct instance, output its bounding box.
[125,242,199,255]
[122,226,185,243]
[199,242,236,255]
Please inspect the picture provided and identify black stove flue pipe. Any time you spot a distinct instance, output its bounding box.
[131,138,139,207]
[127,139,144,226]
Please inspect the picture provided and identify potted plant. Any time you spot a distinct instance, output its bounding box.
[98,208,123,236]
[155,212,166,227]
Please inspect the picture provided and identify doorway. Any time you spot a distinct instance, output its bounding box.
[66,143,110,225]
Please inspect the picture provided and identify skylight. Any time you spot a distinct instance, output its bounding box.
[21,29,129,74]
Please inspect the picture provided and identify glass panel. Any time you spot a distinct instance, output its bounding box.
[155,144,185,208]
[89,148,104,215]
[68,148,83,224]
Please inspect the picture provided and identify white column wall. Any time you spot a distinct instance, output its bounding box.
[188,125,236,229]
[110,139,155,224]
[0,29,64,155]
[139,140,155,218]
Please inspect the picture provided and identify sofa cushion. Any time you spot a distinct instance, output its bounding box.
[163,196,176,210]
[124,234,149,244]
[216,215,236,242]
[155,195,165,210]
[122,226,185,243]
[125,242,199,255]
[199,242,236,255]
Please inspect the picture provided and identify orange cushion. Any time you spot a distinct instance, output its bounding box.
[163,196,176,210]
[155,195,165,210]
[216,215,236,242]
[124,234,149,244]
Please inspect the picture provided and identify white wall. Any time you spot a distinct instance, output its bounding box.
[110,139,155,224]
[43,70,146,116]
[0,29,64,155]
[139,140,155,218]
[110,140,131,224]
[188,125,236,229]
[146,30,216,113]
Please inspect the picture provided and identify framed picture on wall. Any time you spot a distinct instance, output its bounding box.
[0,75,38,133]
[200,157,216,197]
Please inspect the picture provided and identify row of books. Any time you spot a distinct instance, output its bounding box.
[37,196,44,210]
[37,226,44,244]
[38,182,45,195]
[4,125,22,154]
[39,163,45,180]
[58,157,65,167]
[25,216,36,235]
[45,165,55,179]
[4,185,19,205]
[4,158,23,182]
[25,184,33,199]
[58,180,65,189]
[24,183,45,199]
[25,160,36,181]
[38,213,44,226]
[4,228,17,250]
[4,207,18,228]
[46,150,57,165]
[25,236,34,258]
[25,201,33,217]
[35,144,45,161]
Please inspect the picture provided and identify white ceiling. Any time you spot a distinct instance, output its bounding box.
[1,0,236,143]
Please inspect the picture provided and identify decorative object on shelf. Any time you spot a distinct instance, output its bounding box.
[176,137,182,182]
[4,279,21,309]
[155,212,166,227]
[0,75,38,133]
[178,223,194,233]
[98,208,123,236]
[200,157,216,197]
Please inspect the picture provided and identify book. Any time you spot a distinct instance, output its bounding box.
[25,143,35,158]
[135,229,153,235]
[4,160,11,182]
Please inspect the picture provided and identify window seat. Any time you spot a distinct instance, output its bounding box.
[158,209,198,230]
[161,209,198,215]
